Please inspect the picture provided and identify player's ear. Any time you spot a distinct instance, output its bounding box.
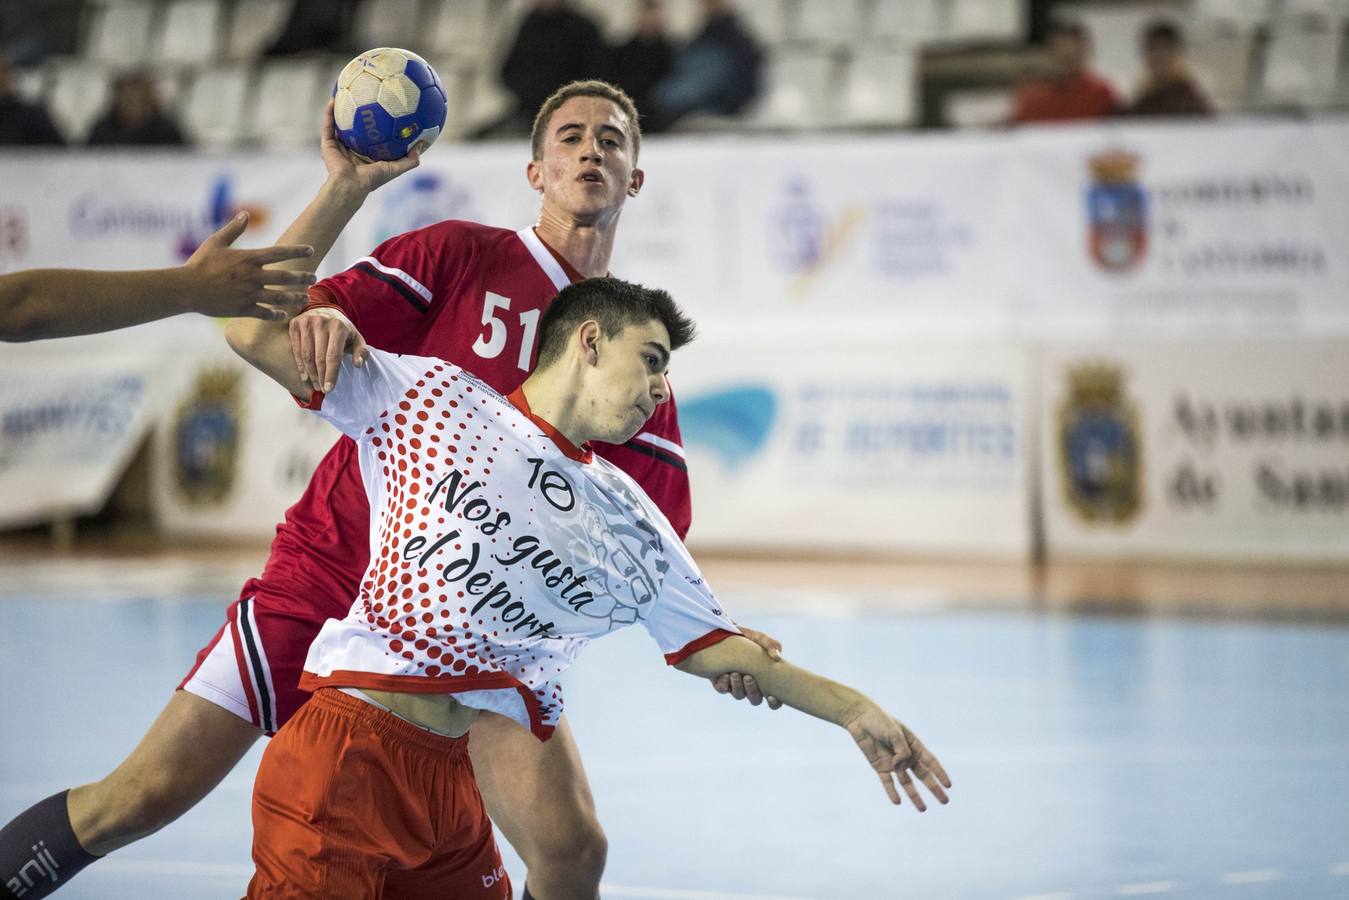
[526,159,544,192]
[627,167,644,197]
[579,321,602,365]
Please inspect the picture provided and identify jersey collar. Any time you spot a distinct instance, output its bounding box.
[516,227,576,290]
[506,388,593,463]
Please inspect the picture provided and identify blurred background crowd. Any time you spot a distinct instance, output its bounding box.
[2,0,1342,150]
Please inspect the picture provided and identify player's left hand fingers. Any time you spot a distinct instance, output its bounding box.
[911,739,952,795]
[197,211,248,251]
[738,625,783,661]
[916,763,950,806]
[246,301,289,321]
[295,318,321,386]
[349,325,368,367]
[726,673,747,701]
[895,766,926,812]
[711,674,731,695]
[319,322,346,392]
[740,675,765,706]
[248,246,317,270]
[765,695,783,710]
[253,290,308,316]
[389,142,425,175]
[878,772,902,806]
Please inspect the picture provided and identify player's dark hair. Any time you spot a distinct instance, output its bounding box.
[534,277,695,370]
[531,80,642,162]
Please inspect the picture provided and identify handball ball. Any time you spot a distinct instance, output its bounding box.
[332,48,447,161]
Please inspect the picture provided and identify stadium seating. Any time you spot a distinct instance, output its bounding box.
[47,60,113,142]
[425,0,503,60]
[180,61,250,148]
[1259,17,1344,107]
[747,47,837,129]
[352,0,425,51]
[224,0,292,59]
[838,45,918,127]
[85,0,159,66]
[247,56,325,148]
[154,0,223,65]
[794,0,863,48]
[7,0,1349,151]
[868,0,946,43]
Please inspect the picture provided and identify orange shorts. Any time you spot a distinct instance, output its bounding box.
[247,687,510,899]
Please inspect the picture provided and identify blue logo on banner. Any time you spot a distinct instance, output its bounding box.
[1058,364,1142,523]
[679,386,776,472]
[772,179,826,273]
[1086,151,1148,273]
[176,176,244,260]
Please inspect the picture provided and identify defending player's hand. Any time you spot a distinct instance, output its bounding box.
[712,624,784,709]
[843,703,951,811]
[185,211,316,320]
[320,98,424,196]
[289,306,368,393]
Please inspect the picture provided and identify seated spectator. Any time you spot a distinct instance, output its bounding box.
[647,0,761,133]
[87,71,187,146]
[1129,20,1212,118]
[605,0,675,125]
[487,0,605,136]
[0,52,62,145]
[1011,19,1119,124]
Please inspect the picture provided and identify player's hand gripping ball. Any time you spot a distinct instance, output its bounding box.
[333,48,447,161]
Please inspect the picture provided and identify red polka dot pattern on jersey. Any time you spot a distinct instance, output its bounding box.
[299,353,735,740]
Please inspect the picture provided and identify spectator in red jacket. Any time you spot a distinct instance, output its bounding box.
[1011,19,1120,124]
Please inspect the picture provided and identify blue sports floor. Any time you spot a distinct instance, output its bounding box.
[1,555,1347,899]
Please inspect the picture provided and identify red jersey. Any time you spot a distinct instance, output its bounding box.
[1011,72,1119,123]
[250,221,691,611]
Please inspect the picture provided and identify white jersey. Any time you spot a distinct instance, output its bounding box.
[297,348,738,740]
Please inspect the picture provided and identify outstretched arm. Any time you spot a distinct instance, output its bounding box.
[675,635,952,810]
[226,99,422,392]
[0,212,316,342]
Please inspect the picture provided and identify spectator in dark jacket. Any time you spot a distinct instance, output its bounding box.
[88,71,187,146]
[605,0,675,125]
[1129,20,1212,118]
[0,52,62,145]
[647,0,761,132]
[493,0,605,135]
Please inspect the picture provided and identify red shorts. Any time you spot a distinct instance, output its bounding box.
[247,687,510,899]
[179,583,336,734]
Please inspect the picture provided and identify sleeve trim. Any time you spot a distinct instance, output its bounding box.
[293,389,325,410]
[303,284,341,313]
[664,628,739,666]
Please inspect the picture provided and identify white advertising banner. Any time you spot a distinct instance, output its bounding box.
[676,328,1033,556]
[149,325,342,539]
[1012,120,1349,338]
[0,152,328,274]
[1040,340,1349,562]
[4,120,1349,339]
[722,135,1021,332]
[0,328,184,527]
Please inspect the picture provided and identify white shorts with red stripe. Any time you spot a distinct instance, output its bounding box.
[180,595,297,735]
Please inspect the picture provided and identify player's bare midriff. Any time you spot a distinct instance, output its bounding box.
[359,689,480,738]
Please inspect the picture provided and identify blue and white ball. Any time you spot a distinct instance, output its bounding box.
[333,48,447,161]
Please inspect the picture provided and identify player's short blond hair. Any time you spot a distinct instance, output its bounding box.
[531,80,642,163]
